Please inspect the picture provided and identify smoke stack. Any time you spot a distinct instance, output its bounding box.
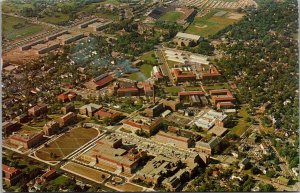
[153,85,155,104]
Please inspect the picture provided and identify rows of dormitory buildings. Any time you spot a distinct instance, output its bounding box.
[19,30,84,54]
[19,18,112,54]
[2,103,78,150]
[175,0,257,9]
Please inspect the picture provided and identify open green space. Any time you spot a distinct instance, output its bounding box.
[3,15,44,41]
[165,86,181,96]
[203,83,229,90]
[40,12,70,25]
[185,10,237,37]
[159,11,183,22]
[229,105,251,136]
[129,64,153,81]
[140,51,157,64]
[2,1,34,14]
[35,127,99,161]
[184,86,203,91]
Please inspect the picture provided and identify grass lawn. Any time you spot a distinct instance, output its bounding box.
[74,101,85,108]
[63,162,110,183]
[2,1,33,14]
[203,83,229,90]
[107,182,143,192]
[50,175,69,186]
[184,86,203,91]
[185,10,237,37]
[129,64,152,81]
[3,15,44,41]
[140,51,157,64]
[165,86,181,96]
[159,11,183,22]
[40,13,70,25]
[35,127,98,161]
[230,105,251,136]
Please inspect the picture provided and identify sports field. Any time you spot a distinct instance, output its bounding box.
[35,127,99,161]
[3,15,44,41]
[159,11,183,22]
[185,10,240,37]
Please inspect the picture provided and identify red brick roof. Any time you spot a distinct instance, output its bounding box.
[217,101,235,106]
[157,131,188,143]
[179,91,205,96]
[2,164,19,174]
[173,69,196,78]
[42,169,56,179]
[95,75,114,88]
[117,87,139,92]
[123,120,149,131]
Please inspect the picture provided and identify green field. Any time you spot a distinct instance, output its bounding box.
[2,2,34,14]
[165,86,181,96]
[185,10,237,37]
[159,11,183,22]
[140,51,157,64]
[230,105,251,136]
[3,15,44,41]
[40,13,70,25]
[129,64,153,81]
[203,83,229,91]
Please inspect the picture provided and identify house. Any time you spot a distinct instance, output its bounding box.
[173,32,200,47]
[2,164,23,185]
[2,120,22,137]
[195,137,221,155]
[61,103,75,114]
[57,112,77,127]
[43,120,60,136]
[79,103,102,117]
[122,115,162,135]
[57,91,77,103]
[28,103,48,117]
[8,130,44,149]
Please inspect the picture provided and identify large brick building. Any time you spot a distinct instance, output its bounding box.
[80,135,146,174]
[122,115,162,135]
[8,130,44,149]
[43,120,60,136]
[28,103,48,117]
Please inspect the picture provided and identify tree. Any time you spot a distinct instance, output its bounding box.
[259,184,275,192]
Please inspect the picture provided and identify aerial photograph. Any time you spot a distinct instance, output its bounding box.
[1,0,299,192]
